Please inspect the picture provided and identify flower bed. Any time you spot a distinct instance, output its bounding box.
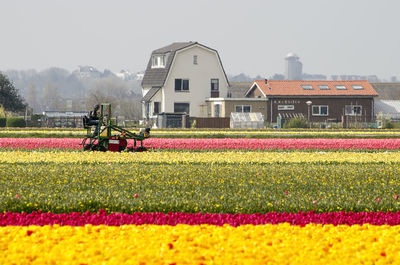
[3,137,400,150]
[3,211,400,226]
[1,150,400,164]
[1,224,398,264]
[1,153,400,213]
[1,138,400,263]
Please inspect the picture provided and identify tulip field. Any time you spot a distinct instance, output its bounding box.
[1,136,400,264]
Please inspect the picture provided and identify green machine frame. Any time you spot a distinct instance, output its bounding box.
[82,103,150,151]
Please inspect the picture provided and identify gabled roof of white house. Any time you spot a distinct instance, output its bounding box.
[141,41,229,90]
[141,87,161,102]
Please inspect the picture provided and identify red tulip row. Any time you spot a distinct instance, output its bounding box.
[2,210,400,226]
[2,138,400,150]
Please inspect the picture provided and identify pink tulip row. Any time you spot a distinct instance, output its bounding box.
[2,210,400,226]
[145,138,400,150]
[0,138,82,150]
[2,137,400,150]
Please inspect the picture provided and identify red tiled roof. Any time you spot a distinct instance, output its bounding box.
[247,80,378,97]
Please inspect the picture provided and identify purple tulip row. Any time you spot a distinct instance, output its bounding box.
[2,210,400,226]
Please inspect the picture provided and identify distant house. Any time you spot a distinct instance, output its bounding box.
[141,42,230,121]
[244,80,378,125]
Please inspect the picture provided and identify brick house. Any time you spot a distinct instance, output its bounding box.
[244,80,378,125]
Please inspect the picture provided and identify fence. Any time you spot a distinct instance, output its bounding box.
[194,117,230,128]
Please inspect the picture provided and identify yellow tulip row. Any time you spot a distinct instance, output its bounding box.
[1,224,399,264]
[1,129,400,135]
[1,150,400,164]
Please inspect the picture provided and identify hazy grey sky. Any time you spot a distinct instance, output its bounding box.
[1,0,399,78]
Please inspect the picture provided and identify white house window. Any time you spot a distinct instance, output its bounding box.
[278,105,294,111]
[153,102,160,115]
[235,105,251,112]
[345,105,362,116]
[335,85,347,90]
[312,105,328,116]
[211,79,219,91]
[193,55,198,65]
[175,79,189,92]
[214,103,222,117]
[151,55,166,68]
[174,103,190,114]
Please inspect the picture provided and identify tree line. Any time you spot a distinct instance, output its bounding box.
[2,67,143,120]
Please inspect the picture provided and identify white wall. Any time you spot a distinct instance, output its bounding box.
[163,45,229,117]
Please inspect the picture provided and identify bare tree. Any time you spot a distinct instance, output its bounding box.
[42,82,63,110]
[85,76,141,119]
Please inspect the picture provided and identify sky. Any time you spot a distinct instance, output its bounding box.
[1,0,399,79]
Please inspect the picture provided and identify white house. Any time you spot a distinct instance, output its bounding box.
[141,42,229,120]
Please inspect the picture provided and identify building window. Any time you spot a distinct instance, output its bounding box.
[312,105,328,116]
[175,79,189,91]
[211,79,219,91]
[193,55,198,65]
[352,85,364,90]
[278,105,294,111]
[301,84,314,90]
[318,85,330,90]
[153,102,160,115]
[335,85,347,90]
[151,55,166,68]
[235,105,251,113]
[174,103,190,114]
[214,103,221,117]
[345,105,362,116]
[145,102,150,119]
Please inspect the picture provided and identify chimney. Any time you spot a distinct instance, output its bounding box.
[265,79,268,85]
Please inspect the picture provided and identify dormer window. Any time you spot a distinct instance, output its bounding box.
[151,54,166,68]
[301,84,313,90]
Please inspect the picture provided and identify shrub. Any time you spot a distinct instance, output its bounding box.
[0,118,6,127]
[385,121,394,129]
[6,117,26,127]
[284,117,309,128]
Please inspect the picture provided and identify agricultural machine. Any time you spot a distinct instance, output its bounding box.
[81,103,150,152]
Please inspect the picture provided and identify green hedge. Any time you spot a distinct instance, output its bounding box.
[6,117,26,127]
[284,117,309,128]
[0,118,6,127]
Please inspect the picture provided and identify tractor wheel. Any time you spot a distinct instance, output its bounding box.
[126,147,135,152]
[135,146,148,152]
[83,144,92,151]
[91,144,107,152]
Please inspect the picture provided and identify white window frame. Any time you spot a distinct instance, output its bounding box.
[345,105,362,116]
[151,55,166,68]
[235,105,251,113]
[278,105,294,111]
[312,105,328,116]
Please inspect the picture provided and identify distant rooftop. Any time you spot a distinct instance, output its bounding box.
[246,80,378,97]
